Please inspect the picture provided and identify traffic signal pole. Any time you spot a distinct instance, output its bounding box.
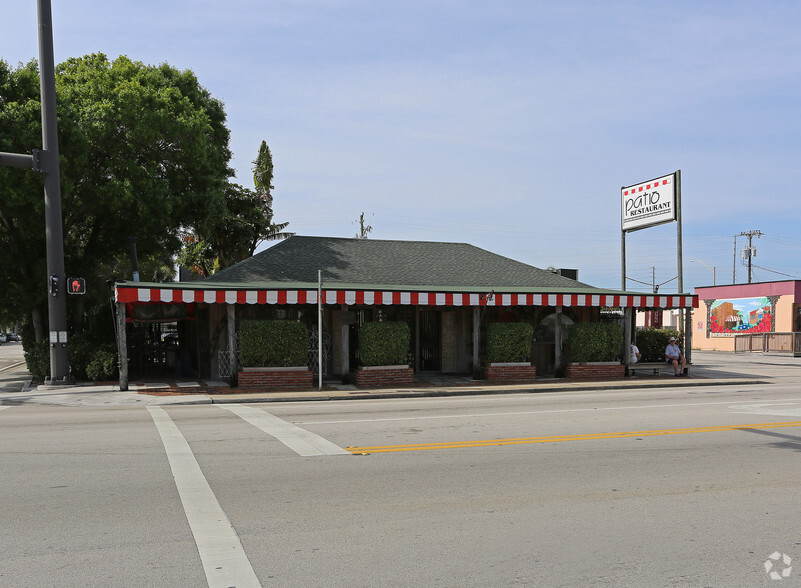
[39,0,70,382]
[0,0,70,382]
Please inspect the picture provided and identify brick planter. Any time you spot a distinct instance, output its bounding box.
[353,365,414,388]
[565,362,625,381]
[237,366,313,390]
[485,362,537,382]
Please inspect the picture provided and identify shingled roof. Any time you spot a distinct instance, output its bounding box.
[203,235,596,292]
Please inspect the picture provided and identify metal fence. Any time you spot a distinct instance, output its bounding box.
[734,332,801,356]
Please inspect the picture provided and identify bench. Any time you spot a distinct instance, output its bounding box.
[628,361,690,376]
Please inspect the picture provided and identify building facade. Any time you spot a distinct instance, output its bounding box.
[691,280,801,352]
[113,236,698,388]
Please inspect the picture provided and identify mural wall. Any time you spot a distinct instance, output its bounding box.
[709,297,773,337]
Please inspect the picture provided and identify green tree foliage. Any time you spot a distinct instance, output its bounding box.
[178,140,291,278]
[253,140,274,196]
[0,54,232,337]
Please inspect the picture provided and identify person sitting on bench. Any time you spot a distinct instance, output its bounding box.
[665,337,687,376]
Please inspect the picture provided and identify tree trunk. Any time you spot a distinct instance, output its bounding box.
[31,307,45,342]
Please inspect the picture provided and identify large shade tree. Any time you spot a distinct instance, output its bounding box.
[178,139,291,278]
[0,54,232,339]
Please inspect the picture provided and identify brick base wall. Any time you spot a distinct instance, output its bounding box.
[485,363,537,382]
[353,365,414,388]
[238,367,313,390]
[565,363,625,381]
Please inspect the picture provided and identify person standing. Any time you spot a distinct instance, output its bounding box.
[665,336,687,376]
[630,342,641,364]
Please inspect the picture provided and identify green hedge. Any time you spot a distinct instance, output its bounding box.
[486,322,533,363]
[359,322,411,366]
[21,330,118,382]
[22,335,50,380]
[635,327,683,362]
[569,322,623,363]
[86,350,118,381]
[239,320,309,367]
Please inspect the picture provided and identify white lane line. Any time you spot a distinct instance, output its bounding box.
[0,406,10,411]
[147,406,261,588]
[219,405,349,457]
[294,398,801,425]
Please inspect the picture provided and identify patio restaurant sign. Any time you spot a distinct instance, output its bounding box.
[621,172,676,232]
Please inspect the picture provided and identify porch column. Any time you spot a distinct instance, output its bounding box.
[415,306,420,372]
[554,306,563,370]
[116,302,128,391]
[623,307,633,374]
[227,304,236,382]
[472,307,480,377]
[684,308,693,365]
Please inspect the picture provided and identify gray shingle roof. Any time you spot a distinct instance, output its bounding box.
[204,235,599,292]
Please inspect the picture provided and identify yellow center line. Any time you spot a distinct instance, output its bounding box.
[346,420,801,454]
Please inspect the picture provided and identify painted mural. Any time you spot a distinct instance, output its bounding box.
[710,297,772,336]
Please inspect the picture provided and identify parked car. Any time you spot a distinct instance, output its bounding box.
[6,333,18,342]
[0,333,6,344]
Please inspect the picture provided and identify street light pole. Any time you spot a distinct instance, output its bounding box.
[690,259,716,286]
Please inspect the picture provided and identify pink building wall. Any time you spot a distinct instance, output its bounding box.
[691,280,801,351]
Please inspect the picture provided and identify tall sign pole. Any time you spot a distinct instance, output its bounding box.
[621,170,690,362]
[0,0,69,382]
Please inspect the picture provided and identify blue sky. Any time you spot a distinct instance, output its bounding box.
[3,1,800,292]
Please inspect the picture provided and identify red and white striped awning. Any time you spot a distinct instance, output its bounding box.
[116,286,698,309]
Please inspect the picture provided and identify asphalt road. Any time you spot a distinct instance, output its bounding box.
[1,350,801,586]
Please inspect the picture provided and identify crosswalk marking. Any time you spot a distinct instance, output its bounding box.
[219,404,350,457]
[147,406,261,588]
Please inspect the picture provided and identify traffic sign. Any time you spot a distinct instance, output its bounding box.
[68,277,86,295]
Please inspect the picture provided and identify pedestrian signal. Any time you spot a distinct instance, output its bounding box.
[68,277,86,295]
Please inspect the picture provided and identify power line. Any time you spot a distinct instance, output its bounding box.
[751,264,801,279]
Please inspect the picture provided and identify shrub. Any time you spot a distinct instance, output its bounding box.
[23,336,50,380]
[359,322,411,366]
[486,322,533,363]
[239,320,309,367]
[85,350,118,381]
[67,333,96,381]
[635,327,683,362]
[569,322,623,363]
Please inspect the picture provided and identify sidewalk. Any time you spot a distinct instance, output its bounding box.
[3,370,760,407]
[2,348,784,407]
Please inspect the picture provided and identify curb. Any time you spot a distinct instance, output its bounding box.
[198,377,770,405]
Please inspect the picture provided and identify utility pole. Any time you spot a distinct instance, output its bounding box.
[355,212,372,239]
[0,0,70,383]
[739,230,763,284]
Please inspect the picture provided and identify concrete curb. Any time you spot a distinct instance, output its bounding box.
[0,376,770,407]
[199,377,770,405]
